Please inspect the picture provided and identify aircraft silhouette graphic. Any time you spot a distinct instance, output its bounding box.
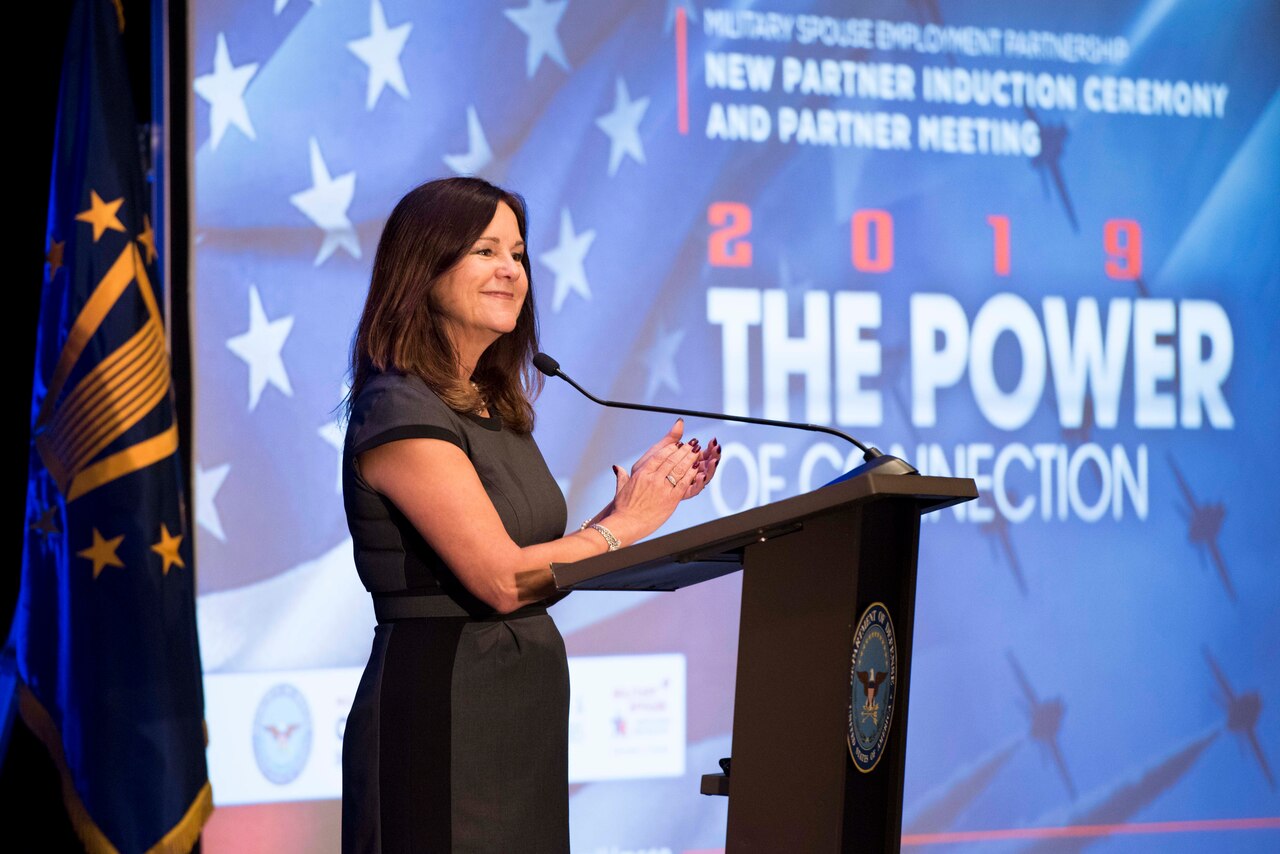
[1020,729,1219,853]
[1060,402,1106,499]
[879,343,921,446]
[1009,651,1076,799]
[1204,647,1274,789]
[1013,649,1271,851]
[910,0,956,68]
[903,654,1072,835]
[1167,454,1234,600]
[1061,398,1095,446]
[980,490,1028,595]
[1025,106,1079,233]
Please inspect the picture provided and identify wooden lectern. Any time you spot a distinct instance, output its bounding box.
[552,471,977,852]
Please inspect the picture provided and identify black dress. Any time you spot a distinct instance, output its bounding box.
[341,371,570,853]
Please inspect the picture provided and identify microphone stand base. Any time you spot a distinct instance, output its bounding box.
[823,453,919,486]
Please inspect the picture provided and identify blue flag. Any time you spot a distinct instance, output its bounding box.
[11,0,212,850]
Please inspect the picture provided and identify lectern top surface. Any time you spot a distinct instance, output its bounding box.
[551,472,976,593]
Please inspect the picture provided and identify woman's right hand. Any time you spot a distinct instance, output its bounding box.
[623,418,719,499]
[603,435,701,545]
[626,418,686,475]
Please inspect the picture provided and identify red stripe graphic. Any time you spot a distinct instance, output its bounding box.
[682,816,1280,853]
[901,816,1280,846]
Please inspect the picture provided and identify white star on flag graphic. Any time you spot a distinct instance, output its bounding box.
[193,32,258,150]
[540,208,596,313]
[195,462,232,542]
[504,0,570,78]
[348,0,413,110]
[444,106,493,175]
[318,381,351,493]
[596,77,650,176]
[290,137,361,265]
[318,421,345,493]
[226,284,294,411]
[643,324,685,401]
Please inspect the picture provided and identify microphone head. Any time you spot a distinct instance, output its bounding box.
[533,352,561,376]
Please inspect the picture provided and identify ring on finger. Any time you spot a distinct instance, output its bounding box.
[665,473,679,486]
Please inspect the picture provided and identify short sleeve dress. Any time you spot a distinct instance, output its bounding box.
[340,371,570,854]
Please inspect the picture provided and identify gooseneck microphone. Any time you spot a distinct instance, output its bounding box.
[533,352,918,477]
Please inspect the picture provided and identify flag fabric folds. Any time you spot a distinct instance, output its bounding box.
[11,0,212,851]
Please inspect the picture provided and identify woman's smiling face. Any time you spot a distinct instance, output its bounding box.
[432,201,528,359]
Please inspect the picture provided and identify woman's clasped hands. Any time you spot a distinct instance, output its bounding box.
[603,418,722,544]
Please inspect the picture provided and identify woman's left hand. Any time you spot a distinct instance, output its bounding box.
[681,437,721,499]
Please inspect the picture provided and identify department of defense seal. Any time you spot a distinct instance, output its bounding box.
[847,602,897,773]
[252,682,313,785]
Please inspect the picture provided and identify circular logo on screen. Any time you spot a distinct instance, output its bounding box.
[848,602,897,773]
[252,683,312,785]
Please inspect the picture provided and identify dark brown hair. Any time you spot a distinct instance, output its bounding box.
[348,177,541,432]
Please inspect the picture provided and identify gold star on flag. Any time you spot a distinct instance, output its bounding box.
[46,239,65,280]
[32,506,60,537]
[137,215,157,264]
[75,190,126,242]
[78,528,125,579]
[150,523,185,575]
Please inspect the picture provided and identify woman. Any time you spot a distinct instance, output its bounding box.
[341,176,720,853]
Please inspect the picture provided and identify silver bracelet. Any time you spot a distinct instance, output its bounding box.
[588,523,621,552]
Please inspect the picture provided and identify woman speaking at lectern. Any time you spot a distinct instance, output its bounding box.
[339,176,721,852]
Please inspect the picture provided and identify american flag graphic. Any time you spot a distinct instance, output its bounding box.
[190,1,1280,850]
